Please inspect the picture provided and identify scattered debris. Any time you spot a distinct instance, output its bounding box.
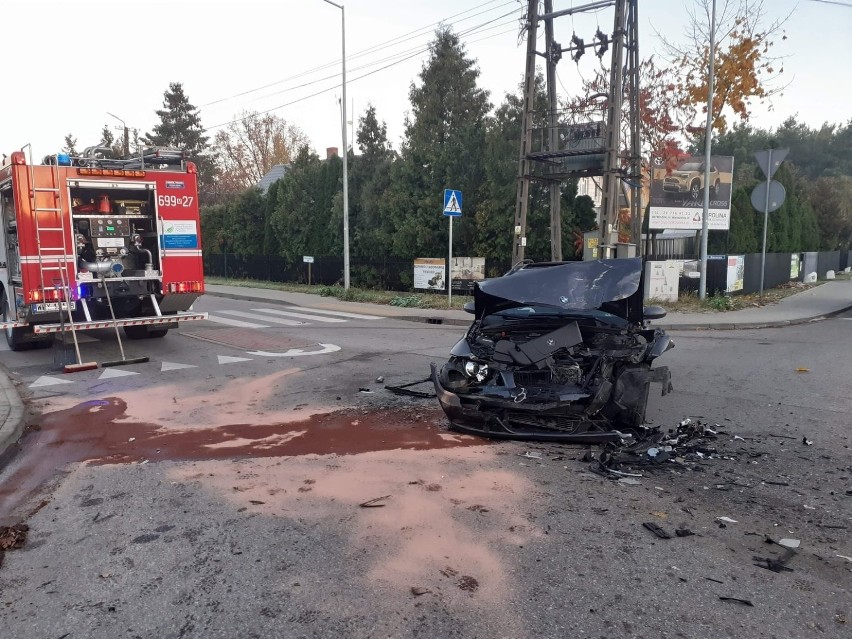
[675,527,696,537]
[376,376,385,384]
[520,451,543,460]
[778,538,801,549]
[719,596,754,607]
[802,437,813,446]
[358,388,373,394]
[410,586,431,596]
[795,367,810,373]
[704,577,724,584]
[803,504,816,510]
[618,477,642,486]
[249,500,266,505]
[642,522,672,539]
[386,377,436,399]
[128,437,136,442]
[359,495,391,508]
[716,517,738,524]
[836,555,852,563]
[0,523,28,551]
[753,547,796,573]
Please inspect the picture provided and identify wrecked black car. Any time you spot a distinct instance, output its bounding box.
[432,258,673,443]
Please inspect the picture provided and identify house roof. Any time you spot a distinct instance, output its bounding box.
[257,164,290,193]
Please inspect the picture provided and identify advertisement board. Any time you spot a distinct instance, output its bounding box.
[450,257,485,293]
[648,155,734,230]
[413,258,445,290]
[726,255,745,293]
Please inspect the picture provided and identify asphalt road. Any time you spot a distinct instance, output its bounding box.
[0,299,849,639]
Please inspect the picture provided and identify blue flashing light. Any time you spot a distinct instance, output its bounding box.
[56,153,72,166]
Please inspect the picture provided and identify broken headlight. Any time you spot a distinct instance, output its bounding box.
[463,360,489,383]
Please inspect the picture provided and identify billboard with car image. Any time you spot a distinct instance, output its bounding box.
[648,155,734,230]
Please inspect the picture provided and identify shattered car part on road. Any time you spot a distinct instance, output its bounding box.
[432,258,673,443]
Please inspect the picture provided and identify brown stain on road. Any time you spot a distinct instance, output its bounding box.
[0,397,482,520]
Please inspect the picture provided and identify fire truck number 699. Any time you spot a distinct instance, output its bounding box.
[157,194,195,207]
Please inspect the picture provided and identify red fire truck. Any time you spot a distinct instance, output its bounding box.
[0,145,206,351]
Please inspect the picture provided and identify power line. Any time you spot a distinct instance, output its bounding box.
[200,0,517,109]
[807,0,852,6]
[207,24,520,131]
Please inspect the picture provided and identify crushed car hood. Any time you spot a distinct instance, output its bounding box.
[474,258,644,320]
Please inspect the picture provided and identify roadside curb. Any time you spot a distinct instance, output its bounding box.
[654,303,852,331]
[205,290,852,332]
[0,367,25,461]
[205,290,472,326]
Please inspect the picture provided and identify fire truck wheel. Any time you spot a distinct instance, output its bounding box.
[123,326,169,339]
[3,296,29,351]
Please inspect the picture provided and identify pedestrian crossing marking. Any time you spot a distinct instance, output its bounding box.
[280,306,381,320]
[29,375,74,388]
[251,308,346,323]
[218,309,306,326]
[161,361,197,372]
[204,315,270,329]
[99,368,140,380]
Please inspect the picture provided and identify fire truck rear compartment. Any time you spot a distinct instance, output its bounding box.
[71,183,161,280]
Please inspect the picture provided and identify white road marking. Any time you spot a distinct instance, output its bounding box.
[246,342,341,357]
[99,368,140,379]
[251,308,346,323]
[218,310,306,326]
[279,306,382,320]
[30,375,74,388]
[161,361,197,372]
[218,355,253,365]
[204,315,270,329]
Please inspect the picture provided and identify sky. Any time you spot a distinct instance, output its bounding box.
[2,0,850,163]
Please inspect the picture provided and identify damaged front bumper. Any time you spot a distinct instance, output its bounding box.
[431,362,671,444]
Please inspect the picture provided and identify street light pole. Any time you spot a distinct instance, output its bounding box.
[322,0,350,290]
[698,0,716,300]
[106,111,129,157]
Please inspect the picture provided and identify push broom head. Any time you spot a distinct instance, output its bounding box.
[63,361,98,373]
[101,356,149,368]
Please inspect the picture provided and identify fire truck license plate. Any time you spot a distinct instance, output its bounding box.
[34,302,77,313]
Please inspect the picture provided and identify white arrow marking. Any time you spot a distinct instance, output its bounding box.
[98,368,140,380]
[218,355,253,365]
[247,343,341,357]
[161,361,197,372]
[29,375,75,388]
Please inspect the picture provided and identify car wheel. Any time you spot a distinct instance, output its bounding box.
[3,295,31,351]
[147,328,169,339]
[690,180,701,200]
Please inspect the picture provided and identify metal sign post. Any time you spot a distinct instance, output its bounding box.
[443,189,463,307]
[752,148,789,295]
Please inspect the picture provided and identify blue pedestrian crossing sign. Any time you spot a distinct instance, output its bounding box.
[443,189,462,217]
